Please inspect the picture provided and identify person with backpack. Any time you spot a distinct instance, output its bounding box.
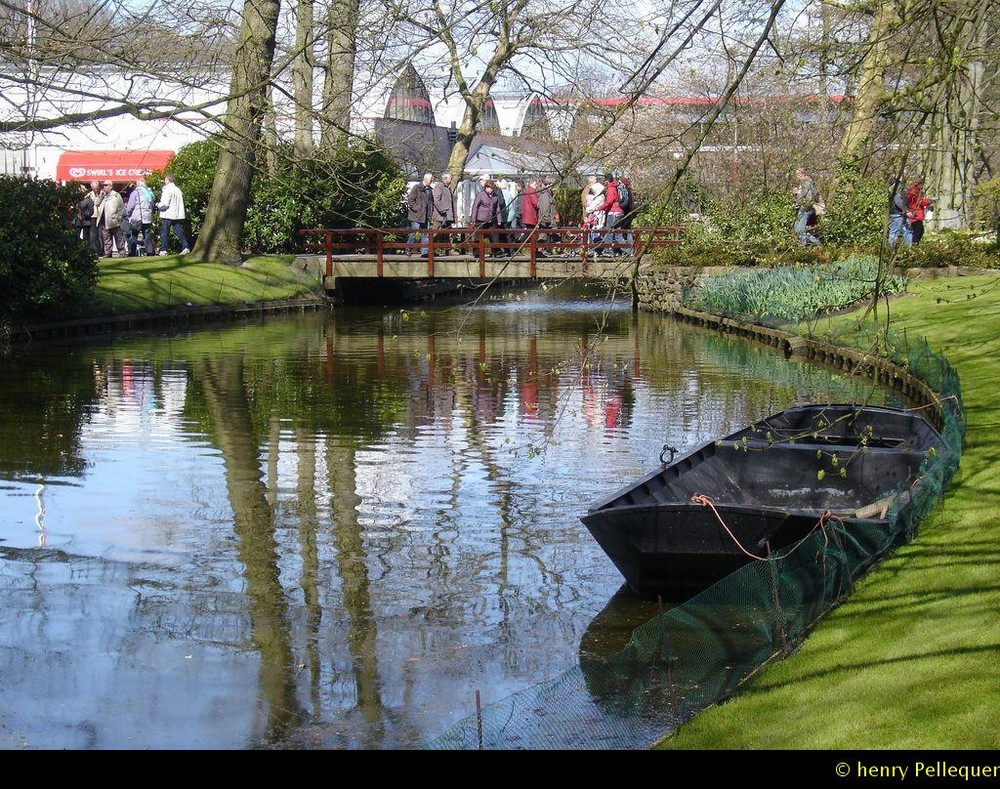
[597,172,627,256]
[791,167,821,246]
[617,176,634,255]
[887,176,908,246]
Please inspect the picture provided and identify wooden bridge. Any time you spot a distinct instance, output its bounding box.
[299,226,684,294]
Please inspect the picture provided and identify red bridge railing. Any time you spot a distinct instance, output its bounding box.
[298,225,684,280]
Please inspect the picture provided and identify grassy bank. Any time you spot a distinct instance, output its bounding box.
[81,254,322,316]
[657,273,1000,750]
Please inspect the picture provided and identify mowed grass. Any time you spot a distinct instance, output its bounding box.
[85,254,320,315]
[657,273,1000,750]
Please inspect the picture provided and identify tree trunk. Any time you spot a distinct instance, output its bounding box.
[193,355,303,738]
[319,0,358,146]
[834,2,900,193]
[262,84,279,176]
[188,0,281,266]
[925,8,990,230]
[447,71,503,177]
[446,93,484,178]
[292,0,316,157]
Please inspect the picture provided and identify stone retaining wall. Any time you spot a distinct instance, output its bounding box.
[634,263,732,313]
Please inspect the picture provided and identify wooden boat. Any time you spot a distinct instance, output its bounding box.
[581,403,947,600]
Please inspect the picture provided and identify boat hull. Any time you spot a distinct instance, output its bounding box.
[582,502,838,599]
[582,404,946,599]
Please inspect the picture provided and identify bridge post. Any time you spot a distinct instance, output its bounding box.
[427,230,435,277]
[478,229,486,278]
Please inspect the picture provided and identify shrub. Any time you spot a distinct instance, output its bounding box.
[157,136,407,255]
[971,177,1000,235]
[245,142,406,253]
[818,175,886,248]
[684,255,908,324]
[890,231,1000,269]
[0,176,99,327]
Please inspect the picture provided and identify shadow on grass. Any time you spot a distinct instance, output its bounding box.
[90,257,314,314]
[741,642,1000,695]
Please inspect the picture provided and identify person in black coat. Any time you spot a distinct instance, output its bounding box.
[406,173,434,255]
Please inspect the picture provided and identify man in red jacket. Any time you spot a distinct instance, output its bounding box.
[520,179,540,251]
[598,172,626,256]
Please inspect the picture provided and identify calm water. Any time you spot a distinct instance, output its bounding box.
[0,284,895,749]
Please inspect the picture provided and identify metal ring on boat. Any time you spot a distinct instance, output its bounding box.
[660,444,677,465]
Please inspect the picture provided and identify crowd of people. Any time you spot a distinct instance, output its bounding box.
[792,168,934,248]
[73,174,191,258]
[404,170,637,257]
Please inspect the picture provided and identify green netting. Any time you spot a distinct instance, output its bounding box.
[422,328,964,750]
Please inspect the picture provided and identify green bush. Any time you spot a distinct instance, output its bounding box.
[971,177,1000,234]
[891,230,1000,269]
[245,142,406,253]
[554,186,583,226]
[158,136,407,255]
[0,176,99,327]
[817,175,886,248]
[636,171,986,267]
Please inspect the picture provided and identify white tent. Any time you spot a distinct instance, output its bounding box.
[462,144,556,178]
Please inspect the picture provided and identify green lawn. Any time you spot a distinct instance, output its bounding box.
[84,254,321,316]
[657,273,1000,750]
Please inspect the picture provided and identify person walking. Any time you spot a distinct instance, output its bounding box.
[126,178,155,257]
[470,179,504,256]
[74,184,95,248]
[887,176,909,246]
[597,171,627,256]
[618,176,636,255]
[93,180,127,258]
[157,174,190,255]
[536,177,557,254]
[431,172,456,254]
[584,182,606,250]
[521,179,540,250]
[406,173,433,255]
[85,180,104,254]
[791,168,821,246]
[905,178,933,245]
[580,175,597,220]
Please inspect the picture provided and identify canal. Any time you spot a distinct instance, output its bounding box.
[0,283,898,749]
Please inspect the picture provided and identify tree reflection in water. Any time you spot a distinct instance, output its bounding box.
[0,287,895,749]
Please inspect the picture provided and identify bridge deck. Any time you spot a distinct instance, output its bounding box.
[300,226,683,289]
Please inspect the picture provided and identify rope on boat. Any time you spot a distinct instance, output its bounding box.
[690,494,842,563]
[690,494,770,561]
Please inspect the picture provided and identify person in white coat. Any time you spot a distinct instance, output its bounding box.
[157,174,191,255]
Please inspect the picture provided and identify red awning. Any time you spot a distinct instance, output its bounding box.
[55,149,175,183]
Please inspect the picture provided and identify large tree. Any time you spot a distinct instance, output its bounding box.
[188,0,282,266]
[383,0,622,177]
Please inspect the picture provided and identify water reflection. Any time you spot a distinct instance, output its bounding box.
[0,284,897,749]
